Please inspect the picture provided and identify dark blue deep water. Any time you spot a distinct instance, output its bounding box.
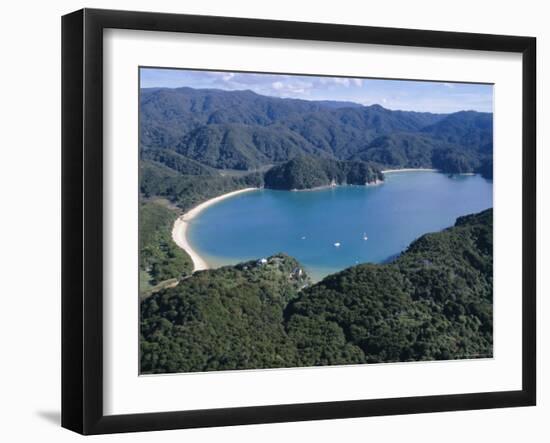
[188,172,493,280]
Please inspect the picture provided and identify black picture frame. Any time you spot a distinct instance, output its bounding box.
[62,8,537,435]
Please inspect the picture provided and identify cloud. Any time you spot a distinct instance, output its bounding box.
[265,79,313,96]
[333,78,351,86]
[318,77,363,88]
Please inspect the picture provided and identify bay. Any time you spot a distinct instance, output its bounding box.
[188,171,493,280]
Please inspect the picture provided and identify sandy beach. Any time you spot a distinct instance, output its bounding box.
[381,168,439,174]
[171,188,258,272]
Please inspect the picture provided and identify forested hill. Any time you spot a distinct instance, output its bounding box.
[140,208,493,373]
[264,157,383,190]
[140,87,493,176]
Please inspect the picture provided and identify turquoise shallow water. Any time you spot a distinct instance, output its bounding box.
[188,172,493,280]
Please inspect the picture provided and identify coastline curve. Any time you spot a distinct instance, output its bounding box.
[381,168,439,174]
[171,188,259,272]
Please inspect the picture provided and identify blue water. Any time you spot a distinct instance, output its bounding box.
[188,172,493,280]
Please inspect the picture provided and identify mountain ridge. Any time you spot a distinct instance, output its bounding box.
[140,86,493,176]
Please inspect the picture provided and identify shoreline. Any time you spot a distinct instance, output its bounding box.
[290,178,384,192]
[381,168,481,176]
[381,168,439,174]
[171,188,259,272]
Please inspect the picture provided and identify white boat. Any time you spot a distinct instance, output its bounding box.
[363,233,368,240]
[334,242,341,247]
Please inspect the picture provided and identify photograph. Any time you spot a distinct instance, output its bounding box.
[138,68,494,375]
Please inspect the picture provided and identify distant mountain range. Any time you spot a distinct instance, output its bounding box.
[140,87,493,177]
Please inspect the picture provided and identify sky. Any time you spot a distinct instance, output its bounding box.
[140,68,493,114]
